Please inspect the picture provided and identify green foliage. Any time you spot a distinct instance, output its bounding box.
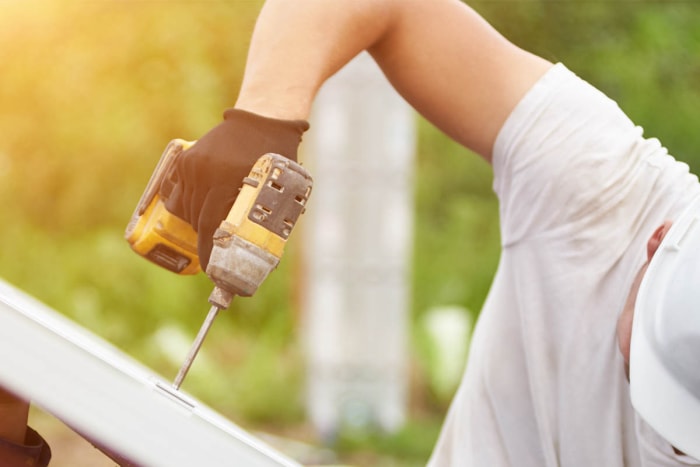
[413,120,500,318]
[0,1,259,232]
[334,417,444,467]
[411,120,499,412]
[475,0,700,170]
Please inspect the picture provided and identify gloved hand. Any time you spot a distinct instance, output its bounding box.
[160,108,309,270]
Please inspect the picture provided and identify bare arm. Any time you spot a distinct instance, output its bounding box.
[235,0,552,160]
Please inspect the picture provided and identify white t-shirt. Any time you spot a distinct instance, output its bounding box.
[428,64,700,466]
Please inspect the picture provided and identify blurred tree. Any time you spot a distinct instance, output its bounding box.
[475,0,700,168]
[0,1,261,231]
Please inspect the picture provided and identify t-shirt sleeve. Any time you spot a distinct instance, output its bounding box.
[0,427,52,467]
[492,64,695,251]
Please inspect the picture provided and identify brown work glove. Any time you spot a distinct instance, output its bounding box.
[160,108,309,269]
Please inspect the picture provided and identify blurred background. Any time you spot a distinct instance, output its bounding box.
[0,1,699,465]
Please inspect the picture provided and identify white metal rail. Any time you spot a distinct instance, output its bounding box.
[0,278,301,467]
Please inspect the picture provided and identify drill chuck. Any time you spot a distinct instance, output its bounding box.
[207,231,280,301]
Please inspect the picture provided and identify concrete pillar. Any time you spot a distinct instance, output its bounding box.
[301,52,415,440]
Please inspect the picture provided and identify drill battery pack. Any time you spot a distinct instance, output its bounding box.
[125,139,201,275]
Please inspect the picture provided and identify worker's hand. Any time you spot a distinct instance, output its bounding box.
[161,109,309,269]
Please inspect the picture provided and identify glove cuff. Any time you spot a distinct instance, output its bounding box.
[222,108,310,161]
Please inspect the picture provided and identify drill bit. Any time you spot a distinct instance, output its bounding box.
[172,304,222,390]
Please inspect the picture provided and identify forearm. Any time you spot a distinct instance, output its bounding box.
[236,0,395,120]
[235,0,551,159]
[0,386,29,444]
[0,387,51,466]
